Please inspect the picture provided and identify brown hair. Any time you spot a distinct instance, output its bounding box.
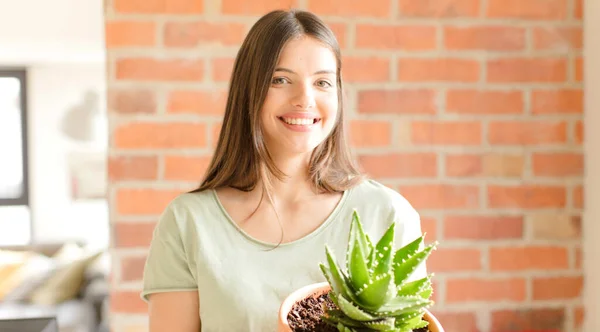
[193,9,364,197]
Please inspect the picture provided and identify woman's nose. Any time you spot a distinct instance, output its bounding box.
[291,83,316,109]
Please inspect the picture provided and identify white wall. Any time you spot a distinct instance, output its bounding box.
[27,64,109,248]
[0,0,109,247]
[0,0,105,64]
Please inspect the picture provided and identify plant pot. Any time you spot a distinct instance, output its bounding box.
[278,282,445,332]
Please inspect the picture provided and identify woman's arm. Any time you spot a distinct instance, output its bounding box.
[148,291,201,332]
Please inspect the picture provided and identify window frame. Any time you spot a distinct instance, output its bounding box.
[0,68,30,207]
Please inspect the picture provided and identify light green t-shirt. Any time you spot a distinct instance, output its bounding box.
[141,179,427,332]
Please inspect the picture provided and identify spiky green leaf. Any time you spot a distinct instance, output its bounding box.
[356,272,394,309]
[393,242,436,286]
[337,293,377,321]
[373,295,428,316]
[348,210,371,263]
[392,235,423,268]
[397,274,432,297]
[348,239,371,290]
[362,317,395,330]
[372,222,395,277]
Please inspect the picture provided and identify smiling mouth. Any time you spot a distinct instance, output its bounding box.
[278,116,321,125]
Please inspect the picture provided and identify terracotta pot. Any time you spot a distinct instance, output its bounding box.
[278,282,444,332]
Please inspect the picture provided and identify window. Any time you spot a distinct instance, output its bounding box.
[0,69,31,245]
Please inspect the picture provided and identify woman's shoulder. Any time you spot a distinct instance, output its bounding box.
[349,178,418,216]
[159,188,217,219]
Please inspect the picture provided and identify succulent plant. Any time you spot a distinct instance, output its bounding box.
[319,209,438,332]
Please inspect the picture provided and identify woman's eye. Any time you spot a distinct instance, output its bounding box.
[272,77,287,84]
[316,80,333,88]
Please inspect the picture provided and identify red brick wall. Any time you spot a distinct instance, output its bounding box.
[105,0,584,331]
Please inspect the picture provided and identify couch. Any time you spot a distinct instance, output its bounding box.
[0,243,109,332]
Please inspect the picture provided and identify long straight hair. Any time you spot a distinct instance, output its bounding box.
[191,9,364,245]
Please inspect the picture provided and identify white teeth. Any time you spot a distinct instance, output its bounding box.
[281,117,316,125]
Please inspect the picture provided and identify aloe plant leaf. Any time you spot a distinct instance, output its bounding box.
[397,274,432,297]
[348,238,371,290]
[392,235,423,268]
[348,210,371,264]
[377,299,432,317]
[355,272,394,310]
[393,242,437,286]
[372,222,395,277]
[337,293,377,322]
[362,317,395,331]
[395,314,428,330]
[322,311,364,328]
[372,295,428,316]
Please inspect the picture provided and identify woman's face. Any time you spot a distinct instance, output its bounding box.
[260,35,339,159]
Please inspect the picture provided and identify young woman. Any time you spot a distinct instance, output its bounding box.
[141,9,426,332]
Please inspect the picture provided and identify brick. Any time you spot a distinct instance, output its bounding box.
[355,25,437,50]
[420,217,438,241]
[212,122,223,148]
[357,89,436,115]
[120,255,147,282]
[398,58,479,82]
[105,21,156,48]
[531,89,583,114]
[574,306,585,328]
[486,0,568,19]
[533,276,583,300]
[308,0,391,18]
[114,123,206,149]
[116,58,204,82]
[530,213,581,239]
[444,215,524,240]
[114,0,203,14]
[349,120,392,148]
[164,155,212,181]
[491,308,566,331]
[575,246,582,268]
[398,184,479,210]
[221,0,297,15]
[358,153,437,178]
[532,152,583,176]
[487,185,567,208]
[533,27,583,50]
[575,56,583,82]
[446,89,523,114]
[114,222,156,248]
[398,0,479,17]
[430,312,478,332]
[116,189,181,215]
[411,121,482,145]
[342,57,390,82]
[108,89,156,114]
[575,121,583,144]
[211,58,235,82]
[445,277,526,303]
[445,153,524,177]
[574,0,583,19]
[488,121,567,145]
[573,185,584,208]
[444,26,526,51]
[108,156,158,181]
[427,247,481,272]
[487,57,568,82]
[489,246,569,271]
[164,21,247,47]
[167,90,227,116]
[326,22,347,48]
[110,291,147,313]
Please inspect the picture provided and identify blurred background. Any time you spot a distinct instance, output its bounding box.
[0,0,596,332]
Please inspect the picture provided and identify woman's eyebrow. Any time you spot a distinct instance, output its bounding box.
[274,67,336,75]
